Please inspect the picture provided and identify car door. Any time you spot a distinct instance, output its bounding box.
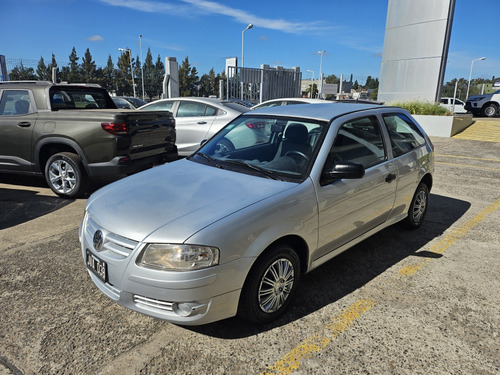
[313,115,397,262]
[0,89,37,171]
[174,100,218,155]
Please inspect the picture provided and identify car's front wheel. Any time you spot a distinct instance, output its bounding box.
[482,103,498,117]
[402,182,429,229]
[238,244,301,324]
[45,152,88,198]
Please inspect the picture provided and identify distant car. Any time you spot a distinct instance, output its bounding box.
[112,97,136,109]
[251,97,328,110]
[81,102,434,326]
[465,89,500,117]
[439,97,467,114]
[139,97,250,156]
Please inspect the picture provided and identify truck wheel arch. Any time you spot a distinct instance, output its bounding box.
[35,137,90,174]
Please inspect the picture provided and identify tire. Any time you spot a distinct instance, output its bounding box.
[238,244,301,324]
[402,182,429,229]
[481,103,498,118]
[45,152,88,198]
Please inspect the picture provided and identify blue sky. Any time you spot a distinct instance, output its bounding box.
[1,0,498,83]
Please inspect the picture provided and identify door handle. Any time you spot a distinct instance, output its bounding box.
[385,173,396,183]
[197,121,207,125]
[17,122,32,128]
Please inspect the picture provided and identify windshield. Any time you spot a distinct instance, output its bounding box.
[190,115,328,181]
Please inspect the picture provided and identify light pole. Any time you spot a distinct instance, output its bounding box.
[317,50,326,99]
[307,70,314,98]
[466,56,485,99]
[241,23,253,69]
[118,47,136,97]
[139,35,145,101]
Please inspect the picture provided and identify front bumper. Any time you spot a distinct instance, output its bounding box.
[79,213,253,326]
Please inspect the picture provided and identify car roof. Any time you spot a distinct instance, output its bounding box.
[248,102,389,121]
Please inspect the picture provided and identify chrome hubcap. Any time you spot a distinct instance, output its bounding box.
[49,159,77,194]
[412,190,427,223]
[258,258,295,313]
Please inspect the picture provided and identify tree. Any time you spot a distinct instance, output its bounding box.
[116,49,133,96]
[101,55,115,92]
[81,48,97,83]
[9,61,36,80]
[178,56,199,96]
[152,54,165,99]
[36,56,50,81]
[325,74,340,84]
[67,47,82,83]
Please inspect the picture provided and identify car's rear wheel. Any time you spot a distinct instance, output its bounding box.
[238,244,300,324]
[45,152,88,198]
[482,103,498,117]
[402,182,429,229]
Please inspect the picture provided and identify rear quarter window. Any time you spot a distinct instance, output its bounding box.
[383,114,426,157]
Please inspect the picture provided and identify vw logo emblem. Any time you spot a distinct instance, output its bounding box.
[93,230,104,251]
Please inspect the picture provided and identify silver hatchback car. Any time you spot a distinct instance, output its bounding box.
[80,103,434,326]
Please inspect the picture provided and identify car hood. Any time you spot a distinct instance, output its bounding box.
[86,159,296,243]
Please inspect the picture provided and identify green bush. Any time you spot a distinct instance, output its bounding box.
[387,101,452,116]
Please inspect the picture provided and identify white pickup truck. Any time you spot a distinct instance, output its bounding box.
[465,89,500,117]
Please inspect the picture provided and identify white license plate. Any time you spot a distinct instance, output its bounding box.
[86,249,107,283]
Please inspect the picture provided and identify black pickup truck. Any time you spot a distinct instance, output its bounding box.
[0,81,177,198]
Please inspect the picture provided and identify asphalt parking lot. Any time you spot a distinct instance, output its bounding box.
[1,120,499,375]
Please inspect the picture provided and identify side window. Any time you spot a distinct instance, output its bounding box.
[0,90,31,116]
[328,116,387,169]
[144,101,174,111]
[383,114,426,157]
[205,105,218,116]
[177,101,207,117]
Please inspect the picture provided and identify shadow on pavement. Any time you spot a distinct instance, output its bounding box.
[188,193,471,338]
[0,173,75,230]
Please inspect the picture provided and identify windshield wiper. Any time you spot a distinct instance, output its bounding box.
[196,152,224,169]
[224,160,281,180]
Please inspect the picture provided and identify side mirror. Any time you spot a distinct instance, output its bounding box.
[321,161,365,185]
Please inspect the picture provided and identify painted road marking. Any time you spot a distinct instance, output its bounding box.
[435,154,500,163]
[453,121,500,142]
[435,162,500,171]
[263,196,500,375]
[400,197,500,276]
[262,299,376,375]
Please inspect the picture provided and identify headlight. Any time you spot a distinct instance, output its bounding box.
[136,244,219,271]
[471,97,485,102]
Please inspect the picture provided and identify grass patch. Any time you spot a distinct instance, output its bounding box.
[387,101,452,116]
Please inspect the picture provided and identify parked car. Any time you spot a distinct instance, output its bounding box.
[139,97,250,156]
[81,102,434,325]
[439,97,467,114]
[251,97,328,110]
[112,96,136,109]
[464,89,500,117]
[0,81,177,198]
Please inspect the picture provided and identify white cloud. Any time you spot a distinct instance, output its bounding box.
[99,0,334,34]
[88,35,104,42]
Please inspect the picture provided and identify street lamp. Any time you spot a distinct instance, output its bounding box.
[118,47,136,97]
[139,35,145,101]
[241,23,253,69]
[307,69,314,98]
[466,56,486,99]
[317,50,326,99]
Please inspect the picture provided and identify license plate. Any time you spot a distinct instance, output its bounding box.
[86,249,107,283]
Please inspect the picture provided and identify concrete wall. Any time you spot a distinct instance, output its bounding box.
[378,0,455,103]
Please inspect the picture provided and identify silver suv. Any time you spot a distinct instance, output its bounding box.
[80,103,434,325]
[465,89,500,117]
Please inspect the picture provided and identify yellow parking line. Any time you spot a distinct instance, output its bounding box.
[262,299,375,375]
[264,197,500,374]
[435,161,500,171]
[400,197,500,276]
[435,154,500,163]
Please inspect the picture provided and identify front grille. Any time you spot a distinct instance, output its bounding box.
[133,295,173,313]
[86,216,138,259]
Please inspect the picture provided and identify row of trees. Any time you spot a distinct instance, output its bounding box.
[441,76,499,101]
[8,47,225,100]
